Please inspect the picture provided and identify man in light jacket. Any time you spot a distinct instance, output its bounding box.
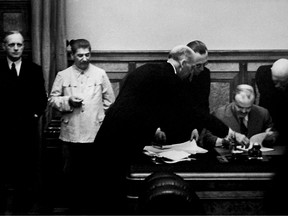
[48,38,115,213]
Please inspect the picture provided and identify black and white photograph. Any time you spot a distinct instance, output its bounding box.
[0,0,288,215]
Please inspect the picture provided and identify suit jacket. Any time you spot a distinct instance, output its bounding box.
[1,58,47,120]
[203,102,273,148]
[90,62,229,213]
[167,67,211,142]
[0,57,47,176]
[255,65,288,142]
[185,67,210,114]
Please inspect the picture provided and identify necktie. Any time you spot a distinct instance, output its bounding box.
[11,62,17,77]
[239,117,248,136]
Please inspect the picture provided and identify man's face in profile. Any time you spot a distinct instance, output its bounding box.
[192,51,208,76]
[272,74,288,91]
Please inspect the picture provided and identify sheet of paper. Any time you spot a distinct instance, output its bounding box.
[143,140,208,163]
[236,132,274,152]
[158,150,191,161]
[250,132,267,144]
[161,139,208,154]
[144,140,208,154]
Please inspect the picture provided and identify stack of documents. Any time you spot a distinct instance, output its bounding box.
[143,139,208,164]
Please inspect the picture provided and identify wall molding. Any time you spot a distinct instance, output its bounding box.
[87,49,288,63]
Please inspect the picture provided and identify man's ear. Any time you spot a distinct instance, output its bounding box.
[70,53,74,60]
[179,59,186,69]
[2,43,6,51]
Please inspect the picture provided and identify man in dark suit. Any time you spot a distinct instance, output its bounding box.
[203,84,276,149]
[154,40,211,144]
[186,40,210,115]
[0,31,47,214]
[255,58,288,145]
[89,45,247,214]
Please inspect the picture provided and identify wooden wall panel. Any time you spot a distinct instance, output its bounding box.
[45,50,288,135]
[84,50,288,111]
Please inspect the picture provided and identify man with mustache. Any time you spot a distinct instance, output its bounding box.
[48,39,115,213]
[203,84,277,149]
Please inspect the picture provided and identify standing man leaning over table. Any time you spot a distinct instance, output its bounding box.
[154,40,211,144]
[90,44,249,214]
[48,39,115,214]
[255,58,288,146]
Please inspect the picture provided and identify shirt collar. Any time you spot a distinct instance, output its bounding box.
[167,60,177,74]
[237,112,249,122]
[244,114,249,122]
[7,57,21,68]
[73,64,90,77]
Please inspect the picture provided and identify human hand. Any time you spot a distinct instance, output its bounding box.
[69,96,83,108]
[221,138,231,149]
[154,128,166,145]
[234,132,250,148]
[190,129,199,141]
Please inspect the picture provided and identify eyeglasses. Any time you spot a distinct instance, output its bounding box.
[195,61,208,69]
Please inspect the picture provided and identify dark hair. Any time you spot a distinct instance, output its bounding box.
[2,30,23,43]
[186,40,207,55]
[69,39,91,54]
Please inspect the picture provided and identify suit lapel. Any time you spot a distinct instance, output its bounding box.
[18,60,25,78]
[3,60,18,80]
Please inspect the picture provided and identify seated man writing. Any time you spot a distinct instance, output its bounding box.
[203,84,278,149]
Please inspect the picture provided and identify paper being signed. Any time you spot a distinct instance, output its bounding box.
[144,139,208,154]
[143,140,207,163]
[236,132,274,152]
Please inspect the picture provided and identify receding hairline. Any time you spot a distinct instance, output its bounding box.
[234,84,255,103]
[168,45,195,61]
[2,30,24,43]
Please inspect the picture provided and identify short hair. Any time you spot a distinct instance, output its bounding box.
[233,84,255,103]
[69,39,91,54]
[2,30,23,43]
[186,40,208,55]
[168,45,194,62]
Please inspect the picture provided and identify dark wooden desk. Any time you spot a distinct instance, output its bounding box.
[126,146,286,215]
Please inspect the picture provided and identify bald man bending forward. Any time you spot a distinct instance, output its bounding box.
[255,59,288,145]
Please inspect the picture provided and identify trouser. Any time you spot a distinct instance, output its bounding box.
[61,141,94,214]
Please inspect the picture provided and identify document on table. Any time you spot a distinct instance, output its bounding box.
[143,139,208,163]
[236,132,274,152]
